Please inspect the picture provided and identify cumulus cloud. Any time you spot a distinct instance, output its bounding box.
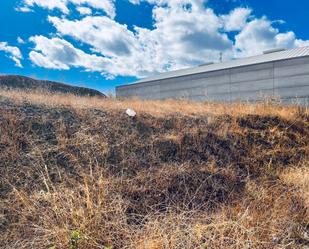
[150,1,233,63]
[20,0,115,18]
[46,1,234,77]
[221,8,252,31]
[22,0,69,13]
[234,17,305,57]
[0,42,23,67]
[17,37,26,44]
[71,0,115,18]
[29,35,108,70]
[76,6,92,15]
[28,35,152,79]
[48,16,136,57]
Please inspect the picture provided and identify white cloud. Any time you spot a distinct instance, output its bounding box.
[48,16,137,57]
[0,42,23,67]
[233,17,304,57]
[71,0,115,18]
[149,1,233,65]
[29,35,107,70]
[76,6,92,15]
[46,1,234,78]
[15,6,33,12]
[129,0,204,7]
[295,39,309,47]
[221,8,252,32]
[20,0,115,18]
[28,35,147,79]
[17,37,26,44]
[23,0,69,13]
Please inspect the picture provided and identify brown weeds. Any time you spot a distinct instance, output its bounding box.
[0,89,308,248]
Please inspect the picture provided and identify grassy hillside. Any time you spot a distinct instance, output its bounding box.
[0,89,308,248]
[0,75,105,97]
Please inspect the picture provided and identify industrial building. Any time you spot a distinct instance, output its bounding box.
[116,47,309,104]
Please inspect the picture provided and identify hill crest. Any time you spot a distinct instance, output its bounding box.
[0,74,105,97]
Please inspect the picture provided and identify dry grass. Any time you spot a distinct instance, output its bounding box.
[0,88,306,118]
[0,89,308,249]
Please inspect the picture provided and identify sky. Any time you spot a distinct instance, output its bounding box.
[0,0,309,94]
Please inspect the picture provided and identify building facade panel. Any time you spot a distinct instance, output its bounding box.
[275,60,309,78]
[204,83,230,95]
[159,78,203,91]
[230,63,274,83]
[229,89,274,102]
[160,86,205,99]
[275,85,309,98]
[230,79,274,93]
[274,74,309,89]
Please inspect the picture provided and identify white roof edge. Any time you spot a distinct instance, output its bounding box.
[124,46,309,86]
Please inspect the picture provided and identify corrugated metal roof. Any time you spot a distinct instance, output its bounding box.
[134,46,309,84]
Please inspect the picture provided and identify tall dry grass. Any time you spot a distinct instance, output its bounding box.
[4,166,308,248]
[0,89,308,249]
[0,88,306,119]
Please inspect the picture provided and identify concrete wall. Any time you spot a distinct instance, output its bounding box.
[116,56,309,105]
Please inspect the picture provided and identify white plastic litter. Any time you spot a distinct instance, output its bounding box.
[125,108,136,117]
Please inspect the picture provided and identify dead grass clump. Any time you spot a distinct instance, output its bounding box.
[119,163,241,216]
[2,173,130,249]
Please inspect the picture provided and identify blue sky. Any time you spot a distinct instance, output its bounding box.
[0,0,308,94]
